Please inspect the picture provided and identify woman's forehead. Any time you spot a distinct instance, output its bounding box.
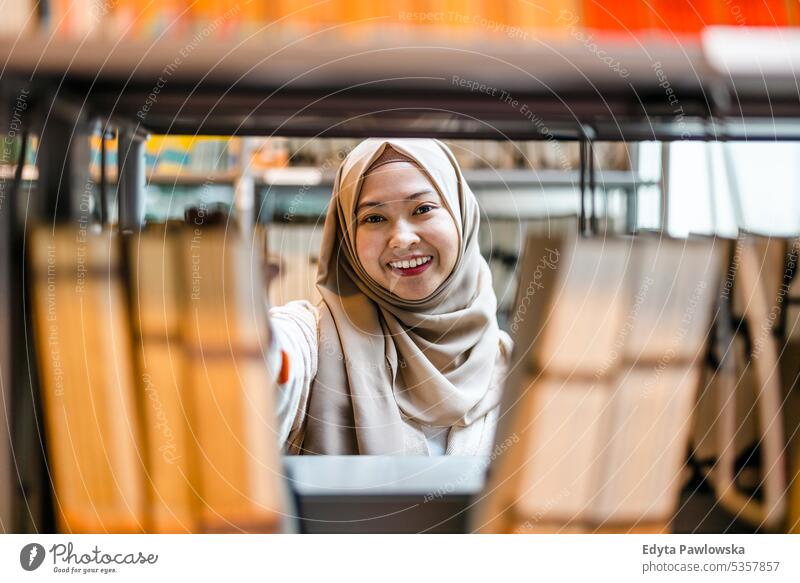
[358,162,439,206]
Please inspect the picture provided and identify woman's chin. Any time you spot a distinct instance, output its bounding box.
[391,280,438,301]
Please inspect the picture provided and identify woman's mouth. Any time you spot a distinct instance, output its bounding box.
[387,255,433,276]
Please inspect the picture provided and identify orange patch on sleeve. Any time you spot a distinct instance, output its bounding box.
[278,350,290,385]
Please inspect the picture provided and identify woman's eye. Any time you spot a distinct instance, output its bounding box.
[362,214,384,224]
[414,204,435,215]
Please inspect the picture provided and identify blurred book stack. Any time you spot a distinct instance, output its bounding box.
[30,226,145,533]
[29,222,285,533]
[127,223,198,533]
[475,233,721,533]
[178,224,284,533]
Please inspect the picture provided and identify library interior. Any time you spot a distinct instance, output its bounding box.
[0,0,799,534]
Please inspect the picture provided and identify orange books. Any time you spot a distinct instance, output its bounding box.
[141,0,190,38]
[582,0,653,33]
[650,0,733,34]
[733,0,790,26]
[30,226,145,533]
[512,0,581,32]
[190,0,237,37]
[127,224,199,532]
[274,0,342,30]
[238,0,271,34]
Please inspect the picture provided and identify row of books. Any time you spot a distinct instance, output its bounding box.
[586,0,797,32]
[88,134,239,179]
[85,135,631,179]
[476,232,722,532]
[476,230,800,533]
[144,136,238,175]
[249,138,630,172]
[7,1,793,39]
[30,222,285,533]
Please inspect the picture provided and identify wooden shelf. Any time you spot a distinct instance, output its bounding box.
[146,170,240,186]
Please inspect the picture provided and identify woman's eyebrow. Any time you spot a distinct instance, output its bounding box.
[356,190,434,213]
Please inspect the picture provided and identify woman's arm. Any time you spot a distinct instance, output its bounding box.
[267,300,319,449]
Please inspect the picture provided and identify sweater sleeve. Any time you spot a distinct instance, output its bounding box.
[267,300,319,450]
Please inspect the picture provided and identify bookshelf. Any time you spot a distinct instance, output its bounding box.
[4,27,800,139]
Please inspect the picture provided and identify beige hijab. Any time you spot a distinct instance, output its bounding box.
[298,138,505,455]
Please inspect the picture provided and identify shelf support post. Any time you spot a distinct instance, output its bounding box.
[37,97,92,222]
[117,126,148,232]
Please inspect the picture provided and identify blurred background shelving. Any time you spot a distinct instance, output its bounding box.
[0,131,650,324]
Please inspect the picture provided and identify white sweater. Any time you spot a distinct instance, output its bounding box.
[268,300,510,455]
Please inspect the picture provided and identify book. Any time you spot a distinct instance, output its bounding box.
[30,225,146,533]
[179,224,284,532]
[127,223,199,532]
[692,236,784,463]
[474,233,721,533]
[513,0,580,32]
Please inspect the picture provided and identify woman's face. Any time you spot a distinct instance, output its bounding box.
[354,162,459,301]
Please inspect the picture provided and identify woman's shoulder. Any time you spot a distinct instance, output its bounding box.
[270,300,320,325]
[269,300,321,346]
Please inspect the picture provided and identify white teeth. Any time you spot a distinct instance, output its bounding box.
[389,256,431,269]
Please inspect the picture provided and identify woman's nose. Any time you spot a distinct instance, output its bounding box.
[388,220,420,249]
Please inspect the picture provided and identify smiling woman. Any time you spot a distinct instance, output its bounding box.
[354,147,459,300]
[267,138,511,455]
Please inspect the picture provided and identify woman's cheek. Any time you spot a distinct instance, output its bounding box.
[358,231,386,279]
[428,214,459,275]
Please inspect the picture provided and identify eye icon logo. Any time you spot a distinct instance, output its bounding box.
[20,543,46,571]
